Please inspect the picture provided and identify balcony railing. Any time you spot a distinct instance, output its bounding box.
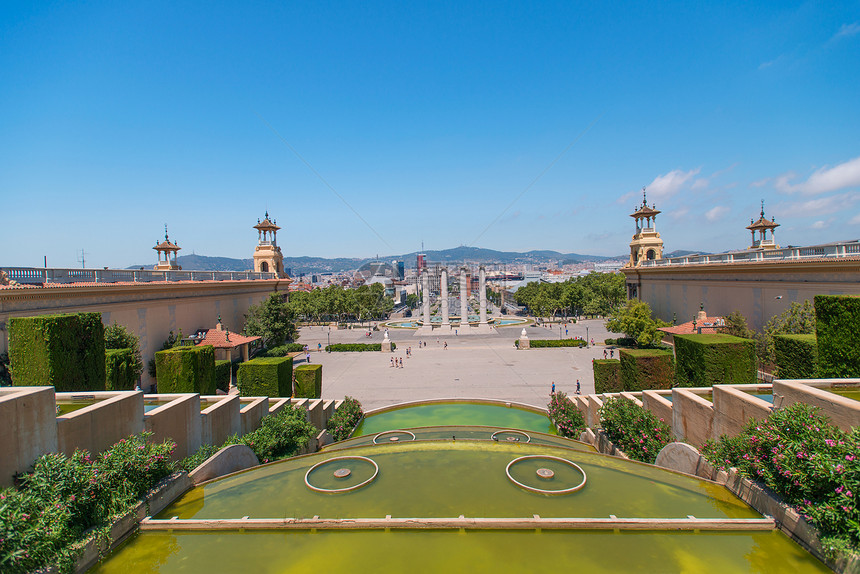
[1,267,278,285]
[638,241,860,269]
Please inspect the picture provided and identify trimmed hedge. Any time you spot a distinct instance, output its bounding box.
[619,348,674,391]
[105,348,136,391]
[773,334,818,379]
[154,345,216,394]
[261,343,305,357]
[9,313,105,391]
[815,295,860,378]
[324,343,396,352]
[593,359,621,393]
[294,364,322,398]
[527,339,588,348]
[604,337,637,347]
[214,359,232,393]
[674,334,755,387]
[237,356,292,397]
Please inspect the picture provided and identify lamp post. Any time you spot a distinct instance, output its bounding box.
[559,325,562,340]
[327,328,331,352]
[586,326,589,348]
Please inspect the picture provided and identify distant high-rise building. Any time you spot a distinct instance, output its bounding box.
[395,260,405,280]
[417,253,427,273]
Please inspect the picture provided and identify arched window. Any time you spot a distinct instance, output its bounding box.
[646,249,656,260]
[261,261,269,272]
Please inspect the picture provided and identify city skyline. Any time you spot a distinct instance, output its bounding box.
[2,1,859,268]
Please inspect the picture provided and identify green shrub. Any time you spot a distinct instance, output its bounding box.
[673,333,755,387]
[105,348,137,391]
[619,348,674,391]
[527,339,588,348]
[547,391,586,438]
[261,343,305,356]
[326,397,363,441]
[214,360,232,393]
[604,337,637,347]
[593,359,621,393]
[773,334,818,379]
[702,403,860,557]
[8,313,105,391]
[103,323,143,382]
[236,405,316,463]
[294,364,322,398]
[324,343,395,352]
[154,345,216,395]
[599,397,672,464]
[0,352,10,386]
[0,432,175,574]
[236,356,292,397]
[815,295,860,378]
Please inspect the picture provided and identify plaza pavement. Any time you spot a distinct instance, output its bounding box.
[294,318,611,411]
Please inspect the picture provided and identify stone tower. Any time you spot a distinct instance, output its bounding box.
[253,212,286,277]
[746,200,779,250]
[153,225,181,270]
[627,188,664,267]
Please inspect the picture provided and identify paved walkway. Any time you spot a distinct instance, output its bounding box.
[295,319,610,411]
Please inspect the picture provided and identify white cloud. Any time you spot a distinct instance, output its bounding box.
[668,207,690,219]
[772,192,860,218]
[835,22,860,39]
[811,220,828,229]
[647,168,701,200]
[751,178,770,188]
[691,179,709,190]
[705,205,730,222]
[850,214,860,225]
[773,156,860,195]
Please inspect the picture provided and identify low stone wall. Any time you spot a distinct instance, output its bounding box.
[0,386,57,487]
[712,386,772,438]
[240,397,269,435]
[641,390,672,424]
[201,395,241,447]
[57,391,144,457]
[774,379,860,432]
[671,388,715,448]
[145,393,201,460]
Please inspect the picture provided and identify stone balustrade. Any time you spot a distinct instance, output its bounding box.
[1,266,276,285]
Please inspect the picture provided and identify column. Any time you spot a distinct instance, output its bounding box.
[479,266,488,326]
[458,267,471,334]
[439,267,451,331]
[422,271,431,326]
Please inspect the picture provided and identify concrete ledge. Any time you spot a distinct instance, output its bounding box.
[672,388,715,448]
[144,394,201,460]
[188,444,259,485]
[201,395,240,447]
[57,391,144,458]
[240,397,269,435]
[0,386,58,487]
[641,390,673,426]
[774,379,860,432]
[585,395,603,429]
[713,385,772,439]
[268,397,291,415]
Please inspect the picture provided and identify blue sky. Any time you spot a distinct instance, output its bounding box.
[1,1,859,267]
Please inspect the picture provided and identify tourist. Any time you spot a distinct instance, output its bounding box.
[576,379,581,395]
[399,357,403,368]
[551,381,555,394]
[317,342,321,352]
[306,352,311,363]
[444,341,448,349]
[390,357,395,367]
[603,349,607,359]
[610,349,614,359]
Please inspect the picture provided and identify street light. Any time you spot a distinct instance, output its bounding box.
[586,325,589,348]
[327,327,331,353]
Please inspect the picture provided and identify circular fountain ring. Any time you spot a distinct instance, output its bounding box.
[491,430,531,443]
[304,456,379,493]
[505,455,587,495]
[372,430,416,444]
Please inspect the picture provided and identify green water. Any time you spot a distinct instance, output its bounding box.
[56,400,99,416]
[91,529,830,573]
[160,442,758,520]
[327,426,595,452]
[826,388,860,402]
[354,403,556,436]
[144,400,173,414]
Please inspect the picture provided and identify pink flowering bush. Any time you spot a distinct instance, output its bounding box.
[547,391,586,438]
[0,432,175,573]
[326,396,363,441]
[702,403,860,556]
[598,397,672,464]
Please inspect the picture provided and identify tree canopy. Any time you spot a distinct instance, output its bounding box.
[512,272,626,318]
[606,299,668,347]
[244,292,298,346]
[104,323,143,381]
[286,284,394,324]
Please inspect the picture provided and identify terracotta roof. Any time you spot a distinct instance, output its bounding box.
[194,327,261,349]
[746,202,779,231]
[659,316,726,335]
[153,240,180,251]
[630,190,660,218]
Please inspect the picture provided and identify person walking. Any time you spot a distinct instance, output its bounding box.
[317,342,322,352]
[399,357,403,368]
[603,349,607,359]
[306,352,311,363]
[551,381,556,394]
[443,341,448,350]
[576,379,581,395]
[390,357,395,367]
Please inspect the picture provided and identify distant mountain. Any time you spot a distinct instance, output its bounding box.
[128,246,625,275]
[663,250,710,258]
